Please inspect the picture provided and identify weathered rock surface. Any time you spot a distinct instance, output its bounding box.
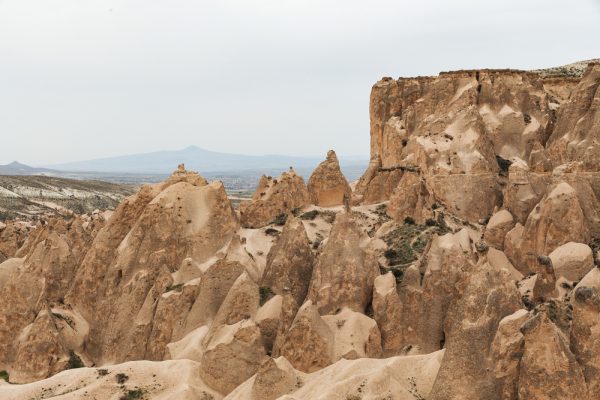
[549,242,594,281]
[307,212,379,315]
[429,258,522,400]
[240,170,310,228]
[0,220,33,261]
[547,64,600,170]
[3,61,600,398]
[490,309,530,400]
[278,300,335,373]
[1,359,222,400]
[261,216,314,305]
[484,209,515,250]
[571,268,600,395]
[200,320,267,395]
[307,150,352,207]
[387,171,434,224]
[518,306,589,400]
[9,308,70,383]
[508,181,589,274]
[372,272,403,355]
[322,308,382,360]
[227,350,445,400]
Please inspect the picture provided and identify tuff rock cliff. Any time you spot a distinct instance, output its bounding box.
[1,61,600,400]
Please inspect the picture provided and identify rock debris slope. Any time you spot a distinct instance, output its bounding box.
[2,60,600,400]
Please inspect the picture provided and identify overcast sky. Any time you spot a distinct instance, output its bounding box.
[1,0,600,165]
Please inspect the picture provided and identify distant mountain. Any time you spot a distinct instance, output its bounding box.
[0,161,59,175]
[45,146,369,174]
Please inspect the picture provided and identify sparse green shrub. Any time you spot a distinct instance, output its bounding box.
[273,213,288,226]
[116,373,129,384]
[265,228,280,237]
[97,368,109,377]
[0,370,9,382]
[321,211,336,224]
[165,283,183,292]
[390,267,404,284]
[383,249,398,261]
[523,113,532,124]
[120,389,145,400]
[412,235,429,253]
[300,210,319,220]
[259,286,275,306]
[403,216,415,225]
[66,350,84,369]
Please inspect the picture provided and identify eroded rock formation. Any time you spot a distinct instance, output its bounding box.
[1,60,600,400]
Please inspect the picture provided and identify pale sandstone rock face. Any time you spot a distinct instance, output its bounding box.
[1,359,223,400]
[403,230,476,354]
[372,272,403,355]
[502,159,549,225]
[357,69,555,222]
[248,357,299,400]
[549,242,594,281]
[278,300,335,373]
[487,247,523,281]
[199,320,267,395]
[570,268,600,395]
[211,272,260,327]
[427,173,502,221]
[227,351,445,400]
[484,209,515,250]
[10,308,70,384]
[428,259,522,400]
[307,150,352,207]
[0,216,97,379]
[387,171,434,224]
[531,256,558,303]
[64,168,239,366]
[509,181,589,274]
[3,64,600,397]
[146,281,200,360]
[371,230,477,358]
[322,308,382,360]
[183,257,245,333]
[547,64,600,171]
[270,293,299,358]
[0,221,33,261]
[239,170,310,228]
[360,164,403,205]
[261,216,314,305]
[490,309,530,400]
[358,65,600,231]
[518,306,589,400]
[307,212,379,315]
[255,295,283,352]
[276,351,444,400]
[504,222,525,271]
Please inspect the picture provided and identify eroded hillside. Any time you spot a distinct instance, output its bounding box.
[0,175,135,220]
[1,61,600,400]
